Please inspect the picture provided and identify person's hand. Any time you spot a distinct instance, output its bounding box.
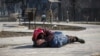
[36,39,46,46]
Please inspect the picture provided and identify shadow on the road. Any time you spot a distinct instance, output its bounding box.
[13,43,82,49]
[13,45,33,49]
[13,45,57,49]
[13,44,63,49]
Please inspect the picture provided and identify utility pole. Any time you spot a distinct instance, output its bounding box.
[72,0,76,21]
[58,0,62,21]
[21,0,27,22]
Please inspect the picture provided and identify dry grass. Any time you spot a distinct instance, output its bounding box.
[23,24,86,31]
[0,31,32,38]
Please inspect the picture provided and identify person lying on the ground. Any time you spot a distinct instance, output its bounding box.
[32,28,85,47]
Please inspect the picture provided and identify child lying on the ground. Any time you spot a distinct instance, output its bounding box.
[32,28,85,47]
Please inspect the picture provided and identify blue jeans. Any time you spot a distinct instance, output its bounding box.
[49,31,69,47]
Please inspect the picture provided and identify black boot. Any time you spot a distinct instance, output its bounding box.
[75,37,85,44]
[77,39,85,43]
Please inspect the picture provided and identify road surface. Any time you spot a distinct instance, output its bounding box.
[0,22,100,56]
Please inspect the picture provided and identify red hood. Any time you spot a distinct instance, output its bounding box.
[33,28,44,41]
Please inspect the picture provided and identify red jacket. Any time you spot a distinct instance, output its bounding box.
[32,28,44,41]
[32,28,53,42]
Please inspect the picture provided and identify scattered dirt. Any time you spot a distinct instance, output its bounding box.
[0,44,18,48]
[0,31,32,38]
[91,53,100,56]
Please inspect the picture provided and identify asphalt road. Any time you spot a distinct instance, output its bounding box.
[0,22,100,56]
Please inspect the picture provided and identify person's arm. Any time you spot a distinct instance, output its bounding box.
[43,29,54,41]
[36,39,47,47]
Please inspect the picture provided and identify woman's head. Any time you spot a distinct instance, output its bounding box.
[37,33,45,39]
